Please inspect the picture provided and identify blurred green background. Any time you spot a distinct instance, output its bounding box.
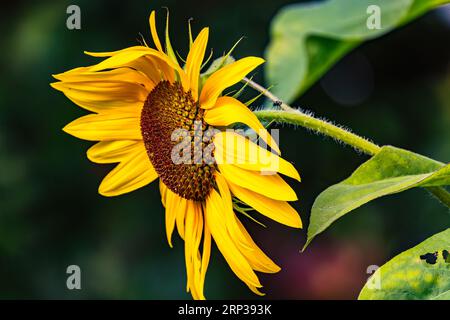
[0,0,449,299]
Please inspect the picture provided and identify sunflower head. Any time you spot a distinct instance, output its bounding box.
[51,10,301,300]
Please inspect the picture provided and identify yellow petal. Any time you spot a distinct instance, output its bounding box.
[228,180,302,228]
[199,57,264,109]
[205,188,262,288]
[215,174,280,275]
[218,163,298,201]
[87,140,146,164]
[205,96,280,154]
[185,28,209,100]
[51,80,146,114]
[76,49,171,83]
[84,46,146,57]
[127,56,176,83]
[234,217,280,273]
[63,113,141,141]
[159,180,168,208]
[214,131,299,180]
[86,46,187,89]
[176,197,188,240]
[199,224,211,298]
[98,150,157,196]
[53,67,154,91]
[149,11,163,52]
[185,201,205,299]
[165,188,188,247]
[215,172,253,250]
[184,201,196,293]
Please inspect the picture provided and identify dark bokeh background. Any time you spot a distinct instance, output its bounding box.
[0,0,449,299]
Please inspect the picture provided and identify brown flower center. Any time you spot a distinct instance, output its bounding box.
[140,81,216,201]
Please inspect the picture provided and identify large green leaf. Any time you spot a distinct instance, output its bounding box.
[304,146,450,249]
[359,229,450,300]
[265,0,449,103]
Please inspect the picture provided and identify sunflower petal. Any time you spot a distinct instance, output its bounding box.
[185,28,209,100]
[215,172,253,250]
[165,187,180,247]
[149,11,163,52]
[87,140,146,164]
[98,150,157,196]
[228,180,302,228]
[87,47,187,88]
[199,57,264,109]
[205,189,262,288]
[199,224,211,298]
[234,217,280,273]
[205,97,281,154]
[63,113,141,141]
[218,163,297,201]
[185,201,206,299]
[214,131,299,180]
[176,197,188,240]
[51,80,147,114]
[160,180,168,208]
[53,67,154,91]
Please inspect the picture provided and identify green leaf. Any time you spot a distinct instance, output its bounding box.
[305,146,450,249]
[359,229,450,300]
[265,0,449,103]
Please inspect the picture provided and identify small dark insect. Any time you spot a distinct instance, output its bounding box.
[273,100,283,107]
[420,252,438,265]
[443,249,449,263]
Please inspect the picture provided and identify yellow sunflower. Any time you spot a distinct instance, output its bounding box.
[51,10,301,299]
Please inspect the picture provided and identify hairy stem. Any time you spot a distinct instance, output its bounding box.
[243,77,450,208]
[254,109,381,155]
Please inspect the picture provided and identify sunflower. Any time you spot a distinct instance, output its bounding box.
[51,10,302,299]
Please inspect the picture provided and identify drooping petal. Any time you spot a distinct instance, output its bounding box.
[53,67,154,91]
[205,188,262,289]
[125,57,171,84]
[205,96,280,154]
[234,217,280,274]
[164,187,180,247]
[199,224,211,298]
[199,57,264,109]
[159,180,168,208]
[86,46,188,89]
[51,80,147,114]
[184,201,206,299]
[215,172,253,250]
[176,197,188,240]
[63,113,142,141]
[228,180,302,228]
[213,131,299,180]
[216,174,280,275]
[80,48,172,83]
[218,163,298,201]
[98,149,157,196]
[185,28,209,100]
[87,140,146,164]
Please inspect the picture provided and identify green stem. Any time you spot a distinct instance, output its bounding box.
[243,77,450,208]
[255,109,381,155]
